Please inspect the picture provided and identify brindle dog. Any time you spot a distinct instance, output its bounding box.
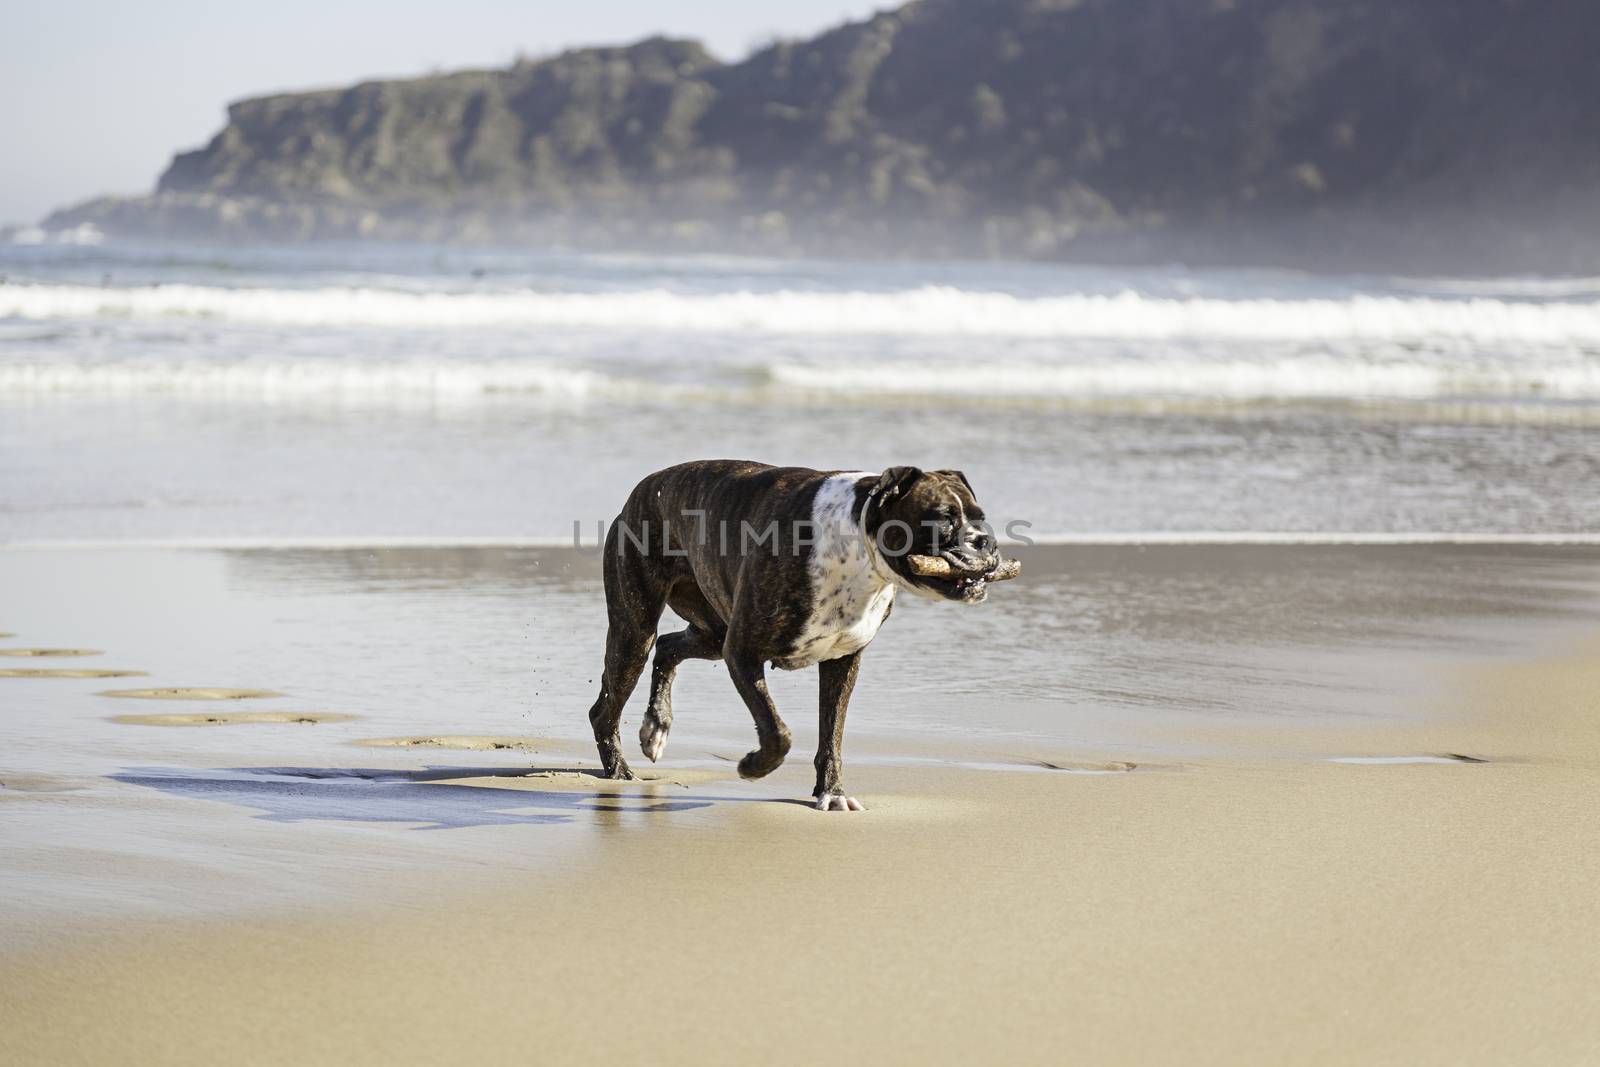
[585,460,1006,811]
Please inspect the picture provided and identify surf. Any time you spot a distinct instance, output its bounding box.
[4,281,1600,345]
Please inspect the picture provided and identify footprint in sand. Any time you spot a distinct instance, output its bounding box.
[110,711,357,727]
[97,687,286,700]
[964,757,1137,774]
[353,735,548,752]
[1,668,148,679]
[1028,759,1138,774]
[1329,754,1489,765]
[0,648,104,657]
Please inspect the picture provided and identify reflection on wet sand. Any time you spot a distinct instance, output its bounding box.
[112,765,725,830]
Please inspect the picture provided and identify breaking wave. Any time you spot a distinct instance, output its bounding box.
[0,359,622,401]
[767,357,1600,402]
[6,353,1600,409]
[4,281,1600,344]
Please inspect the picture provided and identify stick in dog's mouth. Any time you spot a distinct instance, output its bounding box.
[905,555,1022,582]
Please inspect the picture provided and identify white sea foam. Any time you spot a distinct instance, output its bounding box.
[769,356,1600,401]
[4,282,1600,344]
[5,350,1600,406]
[0,359,622,401]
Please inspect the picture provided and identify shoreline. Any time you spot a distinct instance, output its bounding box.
[10,531,1600,551]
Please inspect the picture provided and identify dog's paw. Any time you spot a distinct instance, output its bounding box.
[602,758,638,781]
[815,793,865,812]
[638,713,669,763]
[737,748,787,780]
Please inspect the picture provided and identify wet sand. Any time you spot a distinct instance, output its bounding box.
[107,711,357,727]
[4,544,1600,1062]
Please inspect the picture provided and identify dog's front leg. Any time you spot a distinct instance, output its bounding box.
[724,647,792,780]
[814,651,864,811]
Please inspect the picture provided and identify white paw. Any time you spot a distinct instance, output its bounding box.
[638,715,669,762]
[815,794,865,812]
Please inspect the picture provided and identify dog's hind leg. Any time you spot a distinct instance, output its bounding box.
[588,534,669,781]
[589,618,660,780]
[640,624,721,762]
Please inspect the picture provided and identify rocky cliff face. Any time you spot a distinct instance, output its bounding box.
[49,0,1600,269]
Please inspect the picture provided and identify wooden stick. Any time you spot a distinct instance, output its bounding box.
[905,555,1021,582]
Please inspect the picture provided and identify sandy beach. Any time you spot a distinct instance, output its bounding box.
[3,542,1600,1063]
[10,5,1600,1059]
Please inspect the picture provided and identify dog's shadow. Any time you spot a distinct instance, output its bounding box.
[112,765,746,830]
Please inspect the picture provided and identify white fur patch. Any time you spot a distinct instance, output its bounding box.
[775,472,896,670]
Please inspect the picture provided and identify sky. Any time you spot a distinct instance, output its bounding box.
[2,0,885,225]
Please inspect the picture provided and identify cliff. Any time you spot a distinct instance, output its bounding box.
[47,0,1600,270]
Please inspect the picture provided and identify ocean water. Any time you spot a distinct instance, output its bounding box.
[3,238,1600,540]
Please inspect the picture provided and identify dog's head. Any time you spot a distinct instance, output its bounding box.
[861,466,1001,604]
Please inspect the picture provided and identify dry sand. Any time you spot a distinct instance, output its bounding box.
[7,641,1600,1065]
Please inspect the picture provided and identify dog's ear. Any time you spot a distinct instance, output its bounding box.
[874,466,923,501]
[934,469,974,496]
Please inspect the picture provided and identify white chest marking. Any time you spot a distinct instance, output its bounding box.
[778,472,896,670]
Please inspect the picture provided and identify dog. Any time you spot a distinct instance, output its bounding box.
[584,460,1016,811]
